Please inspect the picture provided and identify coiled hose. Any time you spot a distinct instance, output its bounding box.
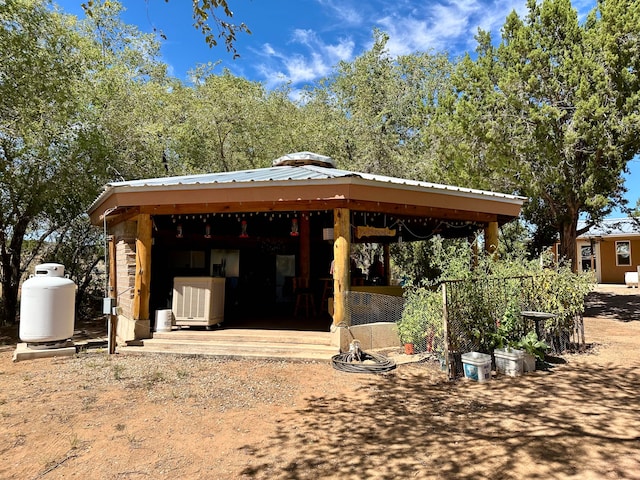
[331,340,396,374]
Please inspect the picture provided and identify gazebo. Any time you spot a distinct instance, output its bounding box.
[88,152,525,350]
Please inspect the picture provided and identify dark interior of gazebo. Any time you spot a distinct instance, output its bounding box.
[146,209,484,331]
[150,211,332,328]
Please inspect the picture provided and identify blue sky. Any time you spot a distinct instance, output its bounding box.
[54,0,638,213]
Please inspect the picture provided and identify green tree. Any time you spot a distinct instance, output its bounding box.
[82,0,251,57]
[0,0,103,324]
[167,66,306,174]
[328,31,452,177]
[77,0,174,181]
[438,0,640,270]
[0,0,176,324]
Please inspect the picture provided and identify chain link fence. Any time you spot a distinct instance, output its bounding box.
[344,291,405,326]
[342,275,587,380]
[443,275,586,378]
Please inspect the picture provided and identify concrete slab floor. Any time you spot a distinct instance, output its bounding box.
[12,342,77,362]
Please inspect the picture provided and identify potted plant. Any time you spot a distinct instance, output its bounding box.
[399,283,443,355]
[514,331,549,372]
[397,313,420,354]
[492,301,526,376]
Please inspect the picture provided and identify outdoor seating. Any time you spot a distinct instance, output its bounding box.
[293,277,316,317]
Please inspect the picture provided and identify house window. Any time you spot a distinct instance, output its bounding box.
[581,245,595,271]
[616,241,631,266]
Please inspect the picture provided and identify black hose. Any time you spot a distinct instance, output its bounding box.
[331,351,396,374]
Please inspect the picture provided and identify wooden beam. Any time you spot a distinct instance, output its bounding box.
[133,214,152,320]
[134,200,501,224]
[333,208,351,326]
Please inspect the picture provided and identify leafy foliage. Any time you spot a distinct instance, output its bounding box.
[436,0,640,270]
[326,30,453,176]
[81,0,251,58]
[0,0,102,323]
[400,238,595,356]
[514,331,549,361]
[398,281,443,353]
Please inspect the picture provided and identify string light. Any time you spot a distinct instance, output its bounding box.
[290,218,299,236]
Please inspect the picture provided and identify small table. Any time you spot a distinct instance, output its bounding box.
[521,311,556,339]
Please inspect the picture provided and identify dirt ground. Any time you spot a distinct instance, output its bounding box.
[1,285,639,479]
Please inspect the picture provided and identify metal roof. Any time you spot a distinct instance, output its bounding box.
[102,164,524,200]
[272,151,336,168]
[107,164,354,187]
[88,152,526,217]
[578,218,640,237]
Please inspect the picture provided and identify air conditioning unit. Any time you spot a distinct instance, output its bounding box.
[172,277,225,327]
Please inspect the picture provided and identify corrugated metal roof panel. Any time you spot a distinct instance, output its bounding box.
[108,165,352,188]
[106,164,523,201]
[578,218,640,237]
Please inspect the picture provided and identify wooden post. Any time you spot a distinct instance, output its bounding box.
[133,214,152,321]
[442,283,451,380]
[108,235,118,354]
[470,234,479,269]
[299,214,311,280]
[383,244,391,285]
[484,221,499,256]
[333,208,351,326]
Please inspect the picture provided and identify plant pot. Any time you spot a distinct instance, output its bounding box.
[494,348,524,377]
[523,353,536,372]
[404,343,415,355]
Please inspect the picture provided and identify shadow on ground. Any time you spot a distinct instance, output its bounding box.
[584,290,640,322]
[239,362,640,479]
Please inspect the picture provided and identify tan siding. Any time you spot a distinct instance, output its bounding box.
[598,237,640,284]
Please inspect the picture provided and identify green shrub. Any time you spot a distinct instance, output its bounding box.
[398,281,443,353]
[399,238,595,355]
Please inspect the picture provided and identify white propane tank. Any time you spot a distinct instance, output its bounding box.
[19,263,76,344]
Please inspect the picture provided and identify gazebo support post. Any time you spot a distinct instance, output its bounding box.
[383,243,391,285]
[332,208,351,327]
[484,221,499,256]
[133,214,152,330]
[299,213,311,280]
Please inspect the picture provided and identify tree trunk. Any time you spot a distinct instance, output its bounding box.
[559,220,579,273]
[0,274,19,326]
[0,217,30,325]
[0,248,22,325]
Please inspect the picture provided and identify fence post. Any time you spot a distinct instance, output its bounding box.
[442,283,452,380]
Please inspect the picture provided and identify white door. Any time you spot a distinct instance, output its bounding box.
[577,240,601,283]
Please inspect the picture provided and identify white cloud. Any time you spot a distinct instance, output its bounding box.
[316,0,363,26]
[262,43,277,56]
[374,0,538,56]
[256,31,355,88]
[252,0,598,89]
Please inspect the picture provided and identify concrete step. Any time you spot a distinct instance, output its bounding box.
[120,330,338,361]
[151,328,333,346]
